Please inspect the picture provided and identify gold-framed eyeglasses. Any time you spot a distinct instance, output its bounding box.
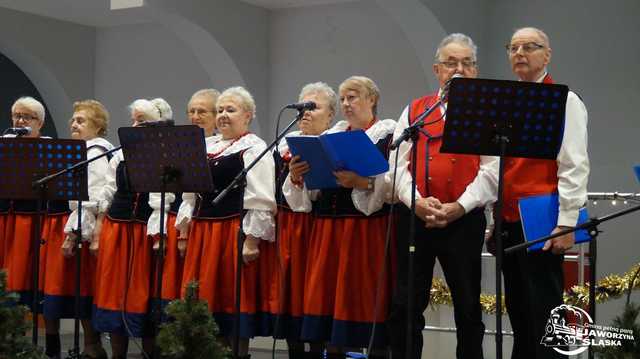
[11,113,39,122]
[506,42,545,54]
[438,59,476,69]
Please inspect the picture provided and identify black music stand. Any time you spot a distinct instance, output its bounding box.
[0,138,88,347]
[117,125,213,356]
[440,77,569,359]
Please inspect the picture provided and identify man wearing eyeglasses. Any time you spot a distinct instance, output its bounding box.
[8,96,45,138]
[387,33,498,359]
[498,27,589,359]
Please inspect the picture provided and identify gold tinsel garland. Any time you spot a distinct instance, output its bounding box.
[428,263,640,315]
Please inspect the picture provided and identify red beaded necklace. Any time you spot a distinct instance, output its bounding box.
[347,117,377,132]
[207,132,251,160]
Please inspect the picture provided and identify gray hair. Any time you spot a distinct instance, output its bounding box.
[435,33,478,62]
[218,86,256,119]
[298,82,338,115]
[189,88,220,108]
[12,96,45,122]
[512,27,550,47]
[129,99,161,122]
[151,98,173,120]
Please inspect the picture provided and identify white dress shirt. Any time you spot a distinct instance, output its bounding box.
[387,95,499,213]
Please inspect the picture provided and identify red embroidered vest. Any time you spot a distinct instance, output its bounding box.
[408,94,480,203]
[502,74,559,222]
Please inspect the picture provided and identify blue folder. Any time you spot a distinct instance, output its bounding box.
[518,193,592,252]
[285,130,389,190]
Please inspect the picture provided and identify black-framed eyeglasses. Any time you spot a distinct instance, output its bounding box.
[506,42,545,54]
[438,59,477,69]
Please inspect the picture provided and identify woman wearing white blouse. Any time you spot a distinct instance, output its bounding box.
[176,86,276,358]
[92,99,166,358]
[284,76,396,357]
[146,90,220,310]
[38,100,112,359]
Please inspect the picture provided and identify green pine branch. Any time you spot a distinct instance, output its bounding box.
[157,281,231,359]
[0,270,44,359]
[594,303,640,359]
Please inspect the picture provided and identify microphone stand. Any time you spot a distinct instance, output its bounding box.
[390,93,448,359]
[390,77,455,151]
[211,107,306,359]
[505,203,640,359]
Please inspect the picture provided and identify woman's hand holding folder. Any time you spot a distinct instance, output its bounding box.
[289,155,310,187]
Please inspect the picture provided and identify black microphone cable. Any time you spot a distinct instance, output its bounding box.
[272,107,289,359]
[364,110,445,357]
[366,137,401,357]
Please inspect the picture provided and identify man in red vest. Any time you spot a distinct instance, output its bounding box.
[387,33,499,359]
[498,27,589,359]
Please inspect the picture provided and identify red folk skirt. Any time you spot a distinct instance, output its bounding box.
[157,212,184,301]
[271,208,313,339]
[39,213,96,320]
[301,215,394,348]
[181,215,275,338]
[93,217,153,337]
[149,212,185,318]
[4,213,39,307]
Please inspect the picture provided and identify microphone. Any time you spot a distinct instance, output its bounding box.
[137,119,175,127]
[389,74,464,150]
[442,73,463,100]
[3,126,32,136]
[284,101,317,111]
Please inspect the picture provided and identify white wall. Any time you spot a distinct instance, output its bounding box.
[268,0,433,139]
[94,22,214,143]
[0,7,95,137]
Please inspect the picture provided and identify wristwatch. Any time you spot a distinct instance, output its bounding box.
[367,177,375,191]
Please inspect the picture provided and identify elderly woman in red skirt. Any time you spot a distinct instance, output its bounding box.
[284,76,396,358]
[176,86,276,358]
[1,97,54,356]
[92,98,169,358]
[272,82,336,358]
[1,96,47,301]
[36,100,114,359]
[146,89,220,312]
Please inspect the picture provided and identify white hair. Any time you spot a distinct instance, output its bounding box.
[189,88,220,107]
[151,98,173,121]
[218,86,256,119]
[12,96,45,122]
[299,82,338,115]
[129,99,161,122]
[512,27,550,47]
[435,33,478,62]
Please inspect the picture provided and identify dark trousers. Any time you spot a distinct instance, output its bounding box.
[388,205,486,359]
[502,221,565,359]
